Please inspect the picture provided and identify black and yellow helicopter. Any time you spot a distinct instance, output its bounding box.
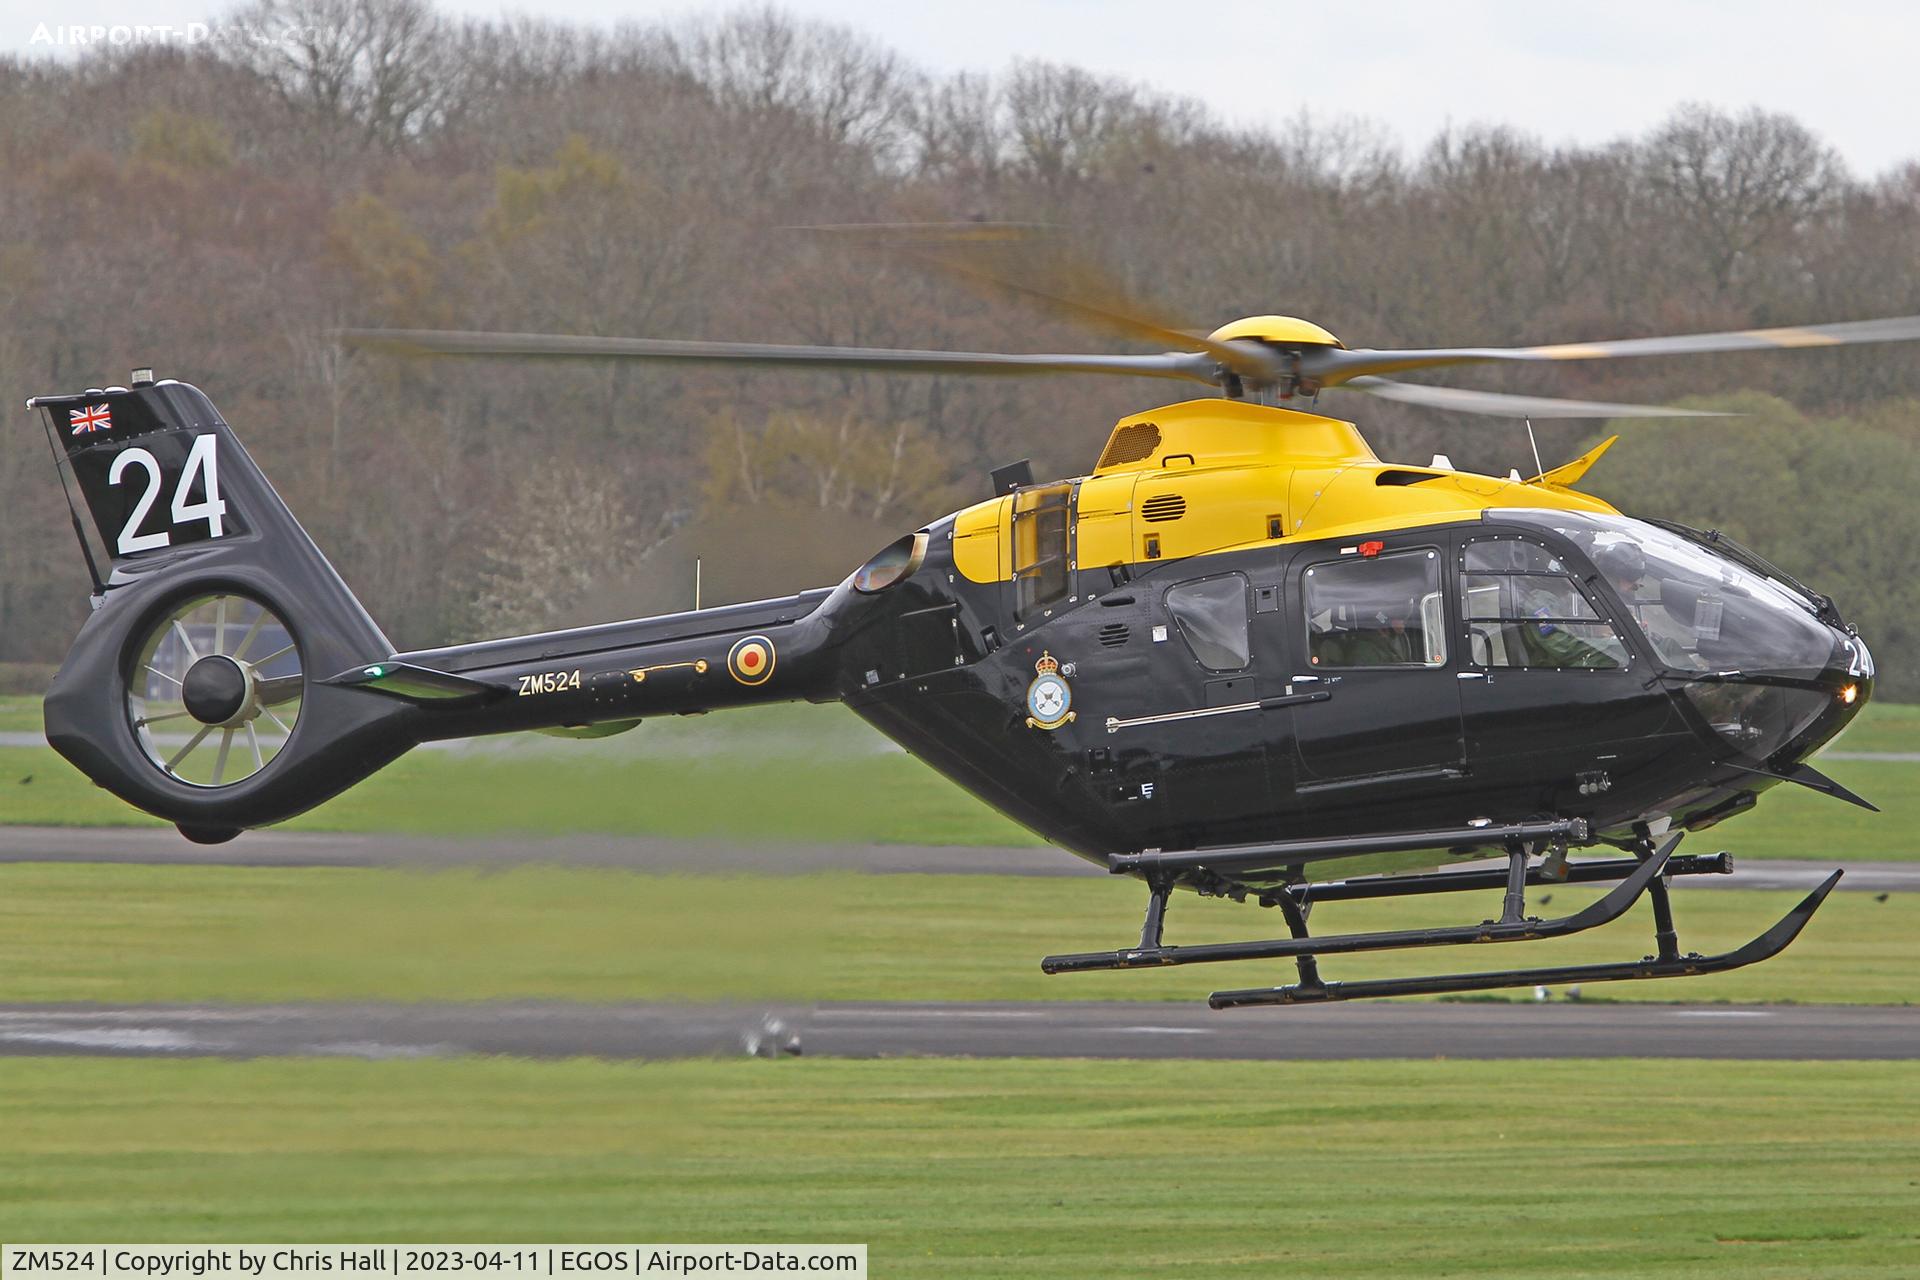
[28,236,1912,1008]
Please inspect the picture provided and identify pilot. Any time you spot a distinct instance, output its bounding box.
[1595,541,1695,667]
[1596,543,1648,607]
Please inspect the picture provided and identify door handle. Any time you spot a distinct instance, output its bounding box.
[1457,671,1488,681]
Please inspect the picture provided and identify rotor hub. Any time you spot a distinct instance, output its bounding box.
[1205,315,1344,349]
[181,654,253,727]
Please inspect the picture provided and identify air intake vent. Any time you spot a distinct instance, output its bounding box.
[1098,421,1161,468]
[1098,623,1130,647]
[1140,493,1186,522]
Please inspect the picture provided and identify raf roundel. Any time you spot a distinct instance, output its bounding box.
[728,634,776,686]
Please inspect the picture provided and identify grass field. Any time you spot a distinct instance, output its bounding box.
[2,696,1918,858]
[1,722,1913,1270]
[2,862,1911,1005]
[1,1056,1915,1276]
[1824,701,1920,754]
[0,699,1047,847]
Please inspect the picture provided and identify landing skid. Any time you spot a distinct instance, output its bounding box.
[1043,826,1841,1008]
[1044,836,1680,973]
[1211,870,1840,1007]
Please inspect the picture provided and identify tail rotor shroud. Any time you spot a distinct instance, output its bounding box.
[126,592,304,789]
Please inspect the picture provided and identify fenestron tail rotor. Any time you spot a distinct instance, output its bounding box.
[126,593,304,788]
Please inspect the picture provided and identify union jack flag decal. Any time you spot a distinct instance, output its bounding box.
[69,403,111,435]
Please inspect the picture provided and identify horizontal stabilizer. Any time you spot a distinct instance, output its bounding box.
[327,661,504,703]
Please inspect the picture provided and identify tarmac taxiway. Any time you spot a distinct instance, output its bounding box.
[0,999,1913,1061]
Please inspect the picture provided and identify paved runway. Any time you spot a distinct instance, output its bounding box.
[3,825,1916,891]
[0,999,1913,1061]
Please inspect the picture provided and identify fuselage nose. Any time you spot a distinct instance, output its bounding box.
[1827,627,1874,725]
[1772,626,1874,768]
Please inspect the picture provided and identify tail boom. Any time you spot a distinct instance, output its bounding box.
[29,375,853,837]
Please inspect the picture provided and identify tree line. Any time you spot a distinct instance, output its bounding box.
[2,0,1917,694]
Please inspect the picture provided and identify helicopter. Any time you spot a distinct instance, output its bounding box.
[27,235,1911,1008]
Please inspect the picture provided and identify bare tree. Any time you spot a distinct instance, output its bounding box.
[222,0,451,150]
[1643,104,1844,299]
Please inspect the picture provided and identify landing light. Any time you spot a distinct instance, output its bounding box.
[1842,684,1858,705]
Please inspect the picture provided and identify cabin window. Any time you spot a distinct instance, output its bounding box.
[1465,539,1565,574]
[1461,538,1627,669]
[1166,574,1251,671]
[1012,482,1073,620]
[1304,550,1446,668]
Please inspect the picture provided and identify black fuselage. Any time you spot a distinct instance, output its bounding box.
[393,508,1868,890]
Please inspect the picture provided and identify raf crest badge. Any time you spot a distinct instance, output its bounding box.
[1025,651,1074,730]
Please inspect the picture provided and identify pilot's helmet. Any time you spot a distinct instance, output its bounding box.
[1595,542,1647,589]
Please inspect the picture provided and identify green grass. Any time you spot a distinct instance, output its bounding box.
[0,1056,1916,1276]
[1709,759,1919,859]
[0,701,1049,846]
[1827,700,1920,753]
[2,863,1912,1006]
[2,698,1917,857]
[0,741,1040,845]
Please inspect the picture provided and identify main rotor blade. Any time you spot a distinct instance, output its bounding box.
[802,222,1279,381]
[1339,376,1731,420]
[1305,313,1920,385]
[340,329,1221,384]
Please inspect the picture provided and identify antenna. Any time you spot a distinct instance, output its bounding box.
[1523,416,1545,481]
[695,557,702,611]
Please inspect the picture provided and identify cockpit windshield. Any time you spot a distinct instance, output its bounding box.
[1492,511,1838,675]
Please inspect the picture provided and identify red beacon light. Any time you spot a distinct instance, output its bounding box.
[1358,540,1385,558]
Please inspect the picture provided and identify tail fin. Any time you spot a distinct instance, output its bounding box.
[30,377,412,840]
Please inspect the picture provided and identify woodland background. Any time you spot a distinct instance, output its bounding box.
[3,1,1917,693]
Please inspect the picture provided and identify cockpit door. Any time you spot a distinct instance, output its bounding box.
[1455,528,1678,790]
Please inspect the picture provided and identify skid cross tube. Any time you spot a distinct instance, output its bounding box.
[1208,870,1843,1008]
[1042,835,1679,975]
[1107,818,1593,877]
[1287,851,1731,905]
